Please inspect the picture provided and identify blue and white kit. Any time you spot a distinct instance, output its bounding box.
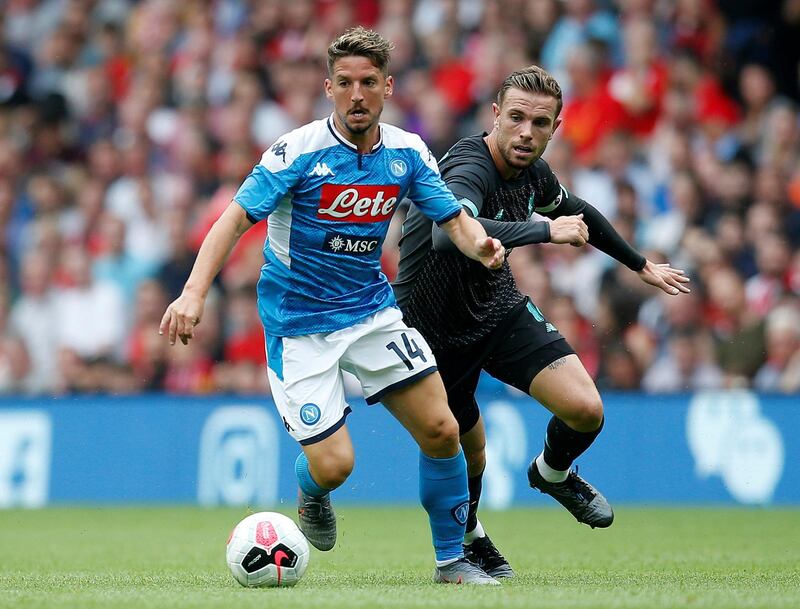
[234,115,463,444]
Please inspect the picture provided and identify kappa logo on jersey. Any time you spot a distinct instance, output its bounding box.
[308,162,335,177]
[324,232,380,255]
[318,184,400,223]
[271,140,287,163]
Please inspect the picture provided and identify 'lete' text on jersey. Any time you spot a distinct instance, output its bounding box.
[234,116,462,337]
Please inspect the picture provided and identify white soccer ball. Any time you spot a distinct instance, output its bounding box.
[226,512,310,587]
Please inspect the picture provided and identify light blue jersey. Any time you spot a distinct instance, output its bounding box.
[234,115,462,337]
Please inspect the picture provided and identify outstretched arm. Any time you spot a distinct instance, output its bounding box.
[431,210,588,250]
[438,210,505,269]
[159,202,254,345]
[571,203,690,295]
[542,191,690,296]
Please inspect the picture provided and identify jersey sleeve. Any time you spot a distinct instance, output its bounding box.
[530,158,578,216]
[440,146,494,218]
[406,139,463,225]
[233,137,305,222]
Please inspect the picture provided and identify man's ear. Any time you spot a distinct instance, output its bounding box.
[324,78,333,100]
[550,117,563,138]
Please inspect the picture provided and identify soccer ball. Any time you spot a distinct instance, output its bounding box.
[226,512,310,587]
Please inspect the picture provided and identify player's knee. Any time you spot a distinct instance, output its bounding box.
[311,452,354,489]
[568,393,604,432]
[418,414,460,456]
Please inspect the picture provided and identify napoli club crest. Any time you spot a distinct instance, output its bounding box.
[390,159,407,177]
[299,403,321,426]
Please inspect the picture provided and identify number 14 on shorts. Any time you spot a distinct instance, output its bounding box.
[386,333,428,370]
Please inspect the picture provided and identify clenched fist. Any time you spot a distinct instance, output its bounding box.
[550,214,589,247]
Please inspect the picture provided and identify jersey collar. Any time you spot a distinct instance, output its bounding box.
[327,114,384,153]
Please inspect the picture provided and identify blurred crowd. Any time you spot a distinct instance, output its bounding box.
[0,0,799,396]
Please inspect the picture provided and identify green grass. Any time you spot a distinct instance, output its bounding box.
[0,506,798,609]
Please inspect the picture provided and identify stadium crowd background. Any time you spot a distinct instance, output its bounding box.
[0,0,799,396]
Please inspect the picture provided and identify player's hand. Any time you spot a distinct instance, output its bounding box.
[637,260,691,295]
[549,214,589,247]
[476,236,505,270]
[159,291,205,345]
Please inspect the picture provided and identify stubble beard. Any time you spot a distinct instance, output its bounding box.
[340,110,379,136]
[502,143,537,171]
[496,131,534,171]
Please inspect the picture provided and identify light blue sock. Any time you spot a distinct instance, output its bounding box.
[295,453,329,498]
[419,449,469,563]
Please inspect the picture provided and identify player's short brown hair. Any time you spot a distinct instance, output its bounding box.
[327,27,394,76]
[497,65,563,117]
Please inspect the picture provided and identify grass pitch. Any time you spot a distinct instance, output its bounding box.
[0,506,798,609]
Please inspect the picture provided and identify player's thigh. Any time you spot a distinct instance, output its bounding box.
[300,424,355,483]
[482,301,602,427]
[380,371,459,456]
[267,333,352,448]
[528,352,603,430]
[483,298,573,395]
[342,308,458,453]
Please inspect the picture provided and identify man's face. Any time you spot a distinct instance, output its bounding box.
[493,88,561,171]
[325,56,392,137]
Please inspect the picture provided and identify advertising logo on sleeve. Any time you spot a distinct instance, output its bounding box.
[317,184,400,223]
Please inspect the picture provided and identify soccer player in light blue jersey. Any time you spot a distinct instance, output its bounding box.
[160,27,504,585]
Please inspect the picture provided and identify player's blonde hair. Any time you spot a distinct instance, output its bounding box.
[497,65,563,117]
[327,26,394,76]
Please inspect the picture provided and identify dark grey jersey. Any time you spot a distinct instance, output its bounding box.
[394,136,563,349]
[394,134,645,350]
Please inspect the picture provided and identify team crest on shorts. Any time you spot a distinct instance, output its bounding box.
[299,403,321,425]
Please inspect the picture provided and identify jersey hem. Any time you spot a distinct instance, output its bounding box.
[435,208,461,226]
[232,198,260,224]
[263,302,397,338]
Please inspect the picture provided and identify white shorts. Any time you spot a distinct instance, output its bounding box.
[266,307,438,445]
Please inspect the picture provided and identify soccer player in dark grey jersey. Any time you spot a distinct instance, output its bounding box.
[394,65,690,578]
